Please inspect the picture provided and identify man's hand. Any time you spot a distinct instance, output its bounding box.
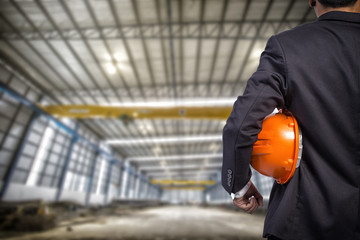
[233,181,263,214]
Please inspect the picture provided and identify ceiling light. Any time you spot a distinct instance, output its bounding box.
[209,143,219,152]
[114,52,126,62]
[104,52,126,62]
[153,146,162,156]
[160,161,167,167]
[105,63,116,74]
[104,53,112,61]
[252,48,263,59]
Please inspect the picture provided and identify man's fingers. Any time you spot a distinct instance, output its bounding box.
[233,197,258,214]
[254,191,264,206]
[233,198,250,210]
[233,180,264,214]
[247,197,258,214]
[233,198,248,208]
[246,183,264,207]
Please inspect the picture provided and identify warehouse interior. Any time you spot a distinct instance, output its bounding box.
[0,0,315,239]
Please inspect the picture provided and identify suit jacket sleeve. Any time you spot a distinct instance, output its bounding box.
[222,36,288,194]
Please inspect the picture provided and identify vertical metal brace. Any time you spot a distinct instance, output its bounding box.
[55,122,79,201]
[125,166,133,198]
[85,151,100,206]
[157,186,163,200]
[144,180,150,199]
[104,161,114,204]
[116,165,124,198]
[134,171,141,199]
[0,111,39,199]
[138,177,143,199]
[139,176,148,199]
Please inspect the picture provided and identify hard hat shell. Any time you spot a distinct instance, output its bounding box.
[251,112,302,184]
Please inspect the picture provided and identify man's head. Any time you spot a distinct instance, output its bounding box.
[309,0,360,17]
[318,0,357,8]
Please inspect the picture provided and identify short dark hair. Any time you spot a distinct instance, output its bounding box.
[318,0,358,7]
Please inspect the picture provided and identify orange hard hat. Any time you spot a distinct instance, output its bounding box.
[251,112,302,184]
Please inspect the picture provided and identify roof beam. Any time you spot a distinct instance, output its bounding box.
[131,0,158,98]
[36,0,141,156]
[167,0,178,99]
[178,0,184,98]
[217,0,251,96]
[155,0,171,91]
[33,0,103,105]
[229,0,313,96]
[0,20,305,41]
[206,0,229,93]
[229,0,275,96]
[49,82,240,100]
[60,0,116,99]
[193,0,206,97]
[1,1,91,105]
[107,0,146,98]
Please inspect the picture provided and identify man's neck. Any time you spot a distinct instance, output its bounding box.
[316,2,360,17]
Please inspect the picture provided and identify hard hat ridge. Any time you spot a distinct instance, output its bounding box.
[251,112,302,184]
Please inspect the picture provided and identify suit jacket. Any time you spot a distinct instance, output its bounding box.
[222,11,360,240]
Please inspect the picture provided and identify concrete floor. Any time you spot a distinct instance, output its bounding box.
[0,206,265,240]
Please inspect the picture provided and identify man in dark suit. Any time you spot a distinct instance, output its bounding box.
[221,0,360,239]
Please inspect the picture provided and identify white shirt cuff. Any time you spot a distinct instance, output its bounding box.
[231,181,251,199]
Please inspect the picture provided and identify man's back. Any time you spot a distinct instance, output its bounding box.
[264,11,360,240]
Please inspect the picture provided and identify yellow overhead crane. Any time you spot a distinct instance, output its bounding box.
[39,105,233,119]
[150,180,216,191]
[150,180,216,186]
[161,187,207,191]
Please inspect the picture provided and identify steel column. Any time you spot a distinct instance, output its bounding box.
[144,181,149,199]
[126,167,133,198]
[134,171,141,199]
[104,161,114,204]
[85,151,100,206]
[55,122,79,201]
[116,166,124,198]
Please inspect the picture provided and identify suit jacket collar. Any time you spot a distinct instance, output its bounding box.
[318,11,360,23]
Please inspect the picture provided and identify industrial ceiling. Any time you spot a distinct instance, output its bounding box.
[0,0,316,185]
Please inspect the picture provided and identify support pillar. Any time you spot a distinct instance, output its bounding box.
[145,181,150,199]
[134,171,141,199]
[116,165,124,198]
[125,166,133,198]
[85,151,100,206]
[55,122,79,201]
[104,161,114,204]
